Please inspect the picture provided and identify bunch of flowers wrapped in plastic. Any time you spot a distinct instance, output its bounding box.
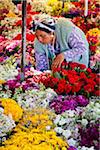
[40,62,99,97]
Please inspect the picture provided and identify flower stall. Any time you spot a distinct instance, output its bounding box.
[0,0,100,150]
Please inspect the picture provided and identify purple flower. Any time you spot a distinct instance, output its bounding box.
[77,95,89,106]
[68,146,77,150]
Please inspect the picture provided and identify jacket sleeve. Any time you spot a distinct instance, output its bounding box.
[34,39,48,71]
[63,28,88,62]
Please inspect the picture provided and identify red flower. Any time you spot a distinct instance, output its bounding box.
[86,68,92,73]
[71,82,82,93]
[13,34,21,40]
[56,83,65,94]
[89,45,97,53]
[79,64,86,70]
[86,78,96,86]
[94,90,100,96]
[65,84,72,94]
[69,62,79,69]
[26,33,35,42]
[80,72,87,80]
[84,84,94,93]
[49,77,59,88]
[13,33,35,41]
[15,20,22,26]
[68,75,79,84]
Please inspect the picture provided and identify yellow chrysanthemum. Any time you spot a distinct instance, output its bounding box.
[0,98,23,122]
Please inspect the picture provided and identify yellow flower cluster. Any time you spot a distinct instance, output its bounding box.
[0,79,6,84]
[1,129,68,150]
[87,28,100,36]
[0,0,17,13]
[0,98,23,122]
[6,11,18,18]
[18,108,55,130]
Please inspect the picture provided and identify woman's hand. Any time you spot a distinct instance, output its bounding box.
[51,53,64,70]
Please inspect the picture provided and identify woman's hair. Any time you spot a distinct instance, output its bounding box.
[32,14,56,33]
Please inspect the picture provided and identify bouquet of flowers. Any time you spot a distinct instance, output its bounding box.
[40,62,99,97]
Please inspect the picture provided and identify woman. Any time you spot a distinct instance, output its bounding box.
[33,14,89,71]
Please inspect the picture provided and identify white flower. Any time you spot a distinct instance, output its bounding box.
[81,119,88,126]
[46,125,51,130]
[54,115,61,124]
[54,127,64,134]
[62,129,71,139]
[59,117,67,125]
[79,146,95,150]
[67,138,76,146]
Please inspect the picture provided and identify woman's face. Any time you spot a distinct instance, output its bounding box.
[35,30,53,44]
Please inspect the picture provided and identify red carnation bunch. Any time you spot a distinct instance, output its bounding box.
[40,62,99,97]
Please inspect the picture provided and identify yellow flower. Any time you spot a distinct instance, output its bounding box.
[6,11,17,18]
[0,79,6,84]
[0,98,23,122]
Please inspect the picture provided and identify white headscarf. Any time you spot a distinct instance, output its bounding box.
[33,14,56,32]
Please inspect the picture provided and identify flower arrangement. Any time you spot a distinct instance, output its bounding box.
[40,62,99,97]
[0,98,23,122]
